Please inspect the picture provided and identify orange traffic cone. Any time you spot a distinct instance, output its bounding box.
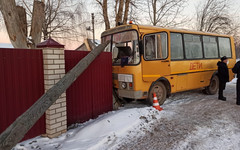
[153,93,163,111]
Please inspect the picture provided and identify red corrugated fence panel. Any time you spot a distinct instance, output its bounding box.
[65,51,112,126]
[0,48,45,141]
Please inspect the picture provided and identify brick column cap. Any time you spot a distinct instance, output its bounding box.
[37,38,65,48]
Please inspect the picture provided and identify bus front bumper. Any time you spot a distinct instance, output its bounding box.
[118,89,148,99]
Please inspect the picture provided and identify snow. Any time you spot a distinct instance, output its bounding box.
[60,108,160,150]
[175,119,240,150]
[13,82,240,150]
[229,78,237,84]
[13,107,166,150]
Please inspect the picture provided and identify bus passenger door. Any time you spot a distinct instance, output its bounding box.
[142,32,171,81]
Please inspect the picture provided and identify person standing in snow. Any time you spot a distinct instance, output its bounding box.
[217,56,229,101]
[232,60,240,105]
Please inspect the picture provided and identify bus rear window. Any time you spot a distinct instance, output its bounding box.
[218,37,231,57]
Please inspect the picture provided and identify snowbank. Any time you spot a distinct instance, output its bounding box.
[229,78,237,84]
[14,107,164,150]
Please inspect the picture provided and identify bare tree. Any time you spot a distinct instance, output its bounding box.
[96,0,111,30]
[0,0,43,48]
[123,0,131,24]
[196,0,233,33]
[96,0,131,30]
[146,0,187,26]
[41,0,85,41]
[30,1,45,46]
[0,0,85,48]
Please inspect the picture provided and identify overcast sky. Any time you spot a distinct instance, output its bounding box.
[0,0,239,49]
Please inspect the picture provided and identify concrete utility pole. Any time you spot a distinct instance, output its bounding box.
[92,13,95,44]
[0,42,109,150]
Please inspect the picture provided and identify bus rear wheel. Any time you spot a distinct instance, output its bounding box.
[204,75,219,95]
[148,82,167,106]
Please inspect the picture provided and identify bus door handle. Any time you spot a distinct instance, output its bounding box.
[161,60,169,62]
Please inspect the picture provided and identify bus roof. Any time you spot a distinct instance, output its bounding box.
[101,24,232,38]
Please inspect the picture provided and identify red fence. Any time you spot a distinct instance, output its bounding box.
[65,51,112,125]
[0,48,45,140]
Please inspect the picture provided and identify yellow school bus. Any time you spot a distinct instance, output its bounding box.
[101,24,236,105]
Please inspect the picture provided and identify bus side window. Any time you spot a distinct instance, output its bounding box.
[157,33,167,59]
[184,34,203,59]
[144,32,167,60]
[203,36,218,58]
[145,35,155,60]
[170,33,184,60]
[218,37,231,57]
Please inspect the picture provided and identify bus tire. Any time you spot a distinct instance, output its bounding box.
[205,75,219,95]
[148,82,167,106]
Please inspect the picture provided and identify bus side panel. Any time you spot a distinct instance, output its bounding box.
[176,74,188,92]
[186,72,210,90]
[171,60,217,92]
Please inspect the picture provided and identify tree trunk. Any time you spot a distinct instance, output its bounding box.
[103,0,110,30]
[16,6,27,38]
[123,0,131,24]
[0,0,28,48]
[152,0,157,26]
[0,42,110,150]
[30,0,45,48]
[115,0,124,26]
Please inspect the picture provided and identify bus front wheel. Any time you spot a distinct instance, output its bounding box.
[204,75,219,95]
[148,82,167,106]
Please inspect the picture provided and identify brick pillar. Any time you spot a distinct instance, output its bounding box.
[37,38,67,138]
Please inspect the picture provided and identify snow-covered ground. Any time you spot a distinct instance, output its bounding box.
[13,79,240,150]
[13,107,165,150]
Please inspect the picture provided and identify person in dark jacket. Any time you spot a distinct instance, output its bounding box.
[232,60,240,105]
[217,56,229,101]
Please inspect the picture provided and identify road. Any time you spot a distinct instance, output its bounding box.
[118,83,240,150]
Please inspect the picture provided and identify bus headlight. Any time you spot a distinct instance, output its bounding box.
[121,82,127,89]
[118,74,133,82]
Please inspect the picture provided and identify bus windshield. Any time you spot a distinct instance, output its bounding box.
[102,30,140,65]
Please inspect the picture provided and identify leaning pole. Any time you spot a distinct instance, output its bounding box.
[0,42,109,150]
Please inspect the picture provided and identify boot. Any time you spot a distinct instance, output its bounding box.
[218,96,226,101]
